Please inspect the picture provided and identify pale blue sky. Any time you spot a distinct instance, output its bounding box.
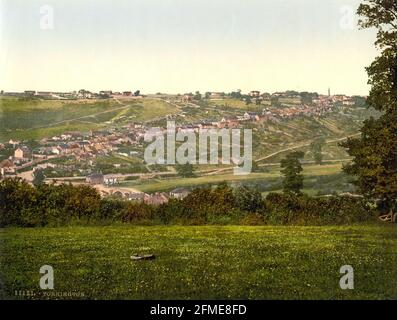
[0,0,378,95]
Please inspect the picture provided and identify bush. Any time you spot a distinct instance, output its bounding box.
[0,178,377,227]
[263,193,375,225]
[239,213,265,226]
[122,202,154,222]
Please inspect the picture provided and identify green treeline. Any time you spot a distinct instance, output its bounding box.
[0,178,375,227]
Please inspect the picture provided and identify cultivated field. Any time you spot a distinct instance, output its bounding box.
[1,225,396,300]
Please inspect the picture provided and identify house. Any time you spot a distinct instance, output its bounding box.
[144,192,169,205]
[8,139,20,147]
[169,188,190,200]
[86,173,104,185]
[221,116,237,122]
[249,91,261,97]
[243,112,258,121]
[51,147,61,155]
[77,89,93,99]
[14,147,31,159]
[0,159,15,176]
[208,92,225,99]
[342,100,355,106]
[104,175,119,186]
[220,116,240,128]
[182,93,194,102]
[128,193,145,202]
[99,90,113,97]
[35,91,53,97]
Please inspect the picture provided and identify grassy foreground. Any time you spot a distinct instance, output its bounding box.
[0,225,396,300]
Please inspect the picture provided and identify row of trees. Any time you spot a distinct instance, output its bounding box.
[0,177,373,227]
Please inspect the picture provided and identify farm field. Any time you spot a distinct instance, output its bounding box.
[1,225,396,300]
[121,163,345,193]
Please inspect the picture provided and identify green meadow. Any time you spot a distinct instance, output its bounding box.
[0,97,178,142]
[122,163,345,193]
[1,225,396,299]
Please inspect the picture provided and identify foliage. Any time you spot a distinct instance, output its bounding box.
[341,112,397,212]
[310,138,325,165]
[176,163,195,178]
[32,169,46,187]
[233,185,263,212]
[280,151,305,195]
[0,178,377,227]
[264,193,374,225]
[341,0,397,213]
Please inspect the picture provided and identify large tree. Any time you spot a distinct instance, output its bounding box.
[341,0,397,214]
[280,151,305,195]
[310,138,325,165]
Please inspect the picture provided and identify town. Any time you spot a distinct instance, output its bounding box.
[0,88,366,204]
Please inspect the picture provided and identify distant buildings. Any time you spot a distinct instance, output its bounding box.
[0,159,15,176]
[249,91,261,97]
[208,92,225,99]
[99,90,113,96]
[169,188,190,200]
[14,147,31,160]
[144,192,169,205]
[86,173,104,185]
[104,175,119,186]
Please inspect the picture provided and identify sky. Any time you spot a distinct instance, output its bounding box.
[0,0,378,95]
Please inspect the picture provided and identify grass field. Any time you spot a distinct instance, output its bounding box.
[121,163,344,193]
[1,225,396,299]
[0,97,178,142]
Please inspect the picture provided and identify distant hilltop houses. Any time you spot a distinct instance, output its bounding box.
[0,88,365,104]
[0,89,143,100]
[0,86,369,204]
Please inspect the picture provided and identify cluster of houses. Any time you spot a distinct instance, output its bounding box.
[86,173,190,204]
[0,88,361,183]
[1,89,143,100]
[167,103,335,132]
[0,144,33,176]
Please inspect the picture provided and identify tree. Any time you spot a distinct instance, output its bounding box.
[176,163,195,178]
[340,0,397,214]
[280,151,305,195]
[134,90,140,96]
[33,169,46,187]
[310,138,325,165]
[245,96,252,105]
[300,92,314,105]
[230,90,242,99]
[234,185,263,212]
[270,96,280,107]
[194,91,202,101]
